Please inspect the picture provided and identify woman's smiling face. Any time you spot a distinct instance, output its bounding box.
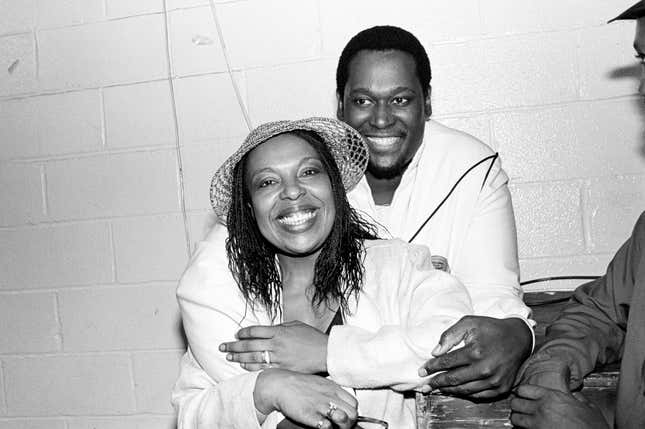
[244,133,336,257]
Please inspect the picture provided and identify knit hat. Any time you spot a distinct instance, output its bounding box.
[210,117,368,220]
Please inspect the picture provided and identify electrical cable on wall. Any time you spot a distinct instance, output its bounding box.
[160,0,253,257]
[208,0,253,131]
[162,0,192,258]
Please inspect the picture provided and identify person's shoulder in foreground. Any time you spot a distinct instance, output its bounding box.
[510,7,645,427]
[511,210,645,429]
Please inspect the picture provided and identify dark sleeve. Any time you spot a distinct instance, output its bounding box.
[518,212,644,389]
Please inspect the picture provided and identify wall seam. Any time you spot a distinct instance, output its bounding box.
[108,222,117,283]
[39,163,48,217]
[99,87,107,150]
[580,178,593,253]
[0,360,7,414]
[53,291,64,352]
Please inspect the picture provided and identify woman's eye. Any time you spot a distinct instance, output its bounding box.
[302,168,319,177]
[258,178,276,188]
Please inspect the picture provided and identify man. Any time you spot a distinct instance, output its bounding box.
[340,26,533,398]
[510,4,645,428]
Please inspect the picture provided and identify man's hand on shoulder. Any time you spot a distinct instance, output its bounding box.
[418,315,532,399]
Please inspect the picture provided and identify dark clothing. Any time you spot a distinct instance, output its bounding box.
[520,211,645,428]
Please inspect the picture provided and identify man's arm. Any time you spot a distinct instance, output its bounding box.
[517,212,644,390]
[326,245,473,390]
[419,157,533,398]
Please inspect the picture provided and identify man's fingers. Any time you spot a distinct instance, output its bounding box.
[219,338,271,353]
[572,391,590,404]
[427,363,485,389]
[226,350,275,364]
[432,376,500,397]
[419,347,472,376]
[239,362,267,372]
[509,411,533,428]
[510,396,538,414]
[432,318,471,356]
[236,325,276,339]
[513,384,549,400]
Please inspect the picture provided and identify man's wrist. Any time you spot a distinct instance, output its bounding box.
[505,316,535,355]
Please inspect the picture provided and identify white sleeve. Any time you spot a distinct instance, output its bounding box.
[455,158,534,327]
[173,223,282,428]
[326,244,473,390]
[172,349,268,429]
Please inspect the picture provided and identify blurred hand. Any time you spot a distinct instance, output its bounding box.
[516,357,571,393]
[220,320,328,373]
[418,316,532,398]
[254,369,358,429]
[510,384,609,429]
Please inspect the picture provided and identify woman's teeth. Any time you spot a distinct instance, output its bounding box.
[278,210,316,226]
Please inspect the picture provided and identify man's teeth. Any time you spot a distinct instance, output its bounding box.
[278,210,316,226]
[367,137,400,146]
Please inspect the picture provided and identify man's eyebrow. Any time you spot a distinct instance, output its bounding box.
[348,86,417,95]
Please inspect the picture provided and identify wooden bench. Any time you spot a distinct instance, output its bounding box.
[416,291,619,428]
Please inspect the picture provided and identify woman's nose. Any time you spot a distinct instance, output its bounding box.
[280,179,305,200]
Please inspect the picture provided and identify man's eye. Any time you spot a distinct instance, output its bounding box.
[392,97,409,105]
[353,97,372,106]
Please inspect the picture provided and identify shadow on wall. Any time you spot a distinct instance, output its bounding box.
[608,63,645,158]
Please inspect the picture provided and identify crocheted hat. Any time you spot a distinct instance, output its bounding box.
[210,117,368,220]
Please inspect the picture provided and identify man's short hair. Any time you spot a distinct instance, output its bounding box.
[336,25,432,97]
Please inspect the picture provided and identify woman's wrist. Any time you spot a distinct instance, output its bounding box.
[253,368,284,416]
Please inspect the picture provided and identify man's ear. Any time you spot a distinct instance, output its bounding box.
[424,86,432,119]
[336,92,344,120]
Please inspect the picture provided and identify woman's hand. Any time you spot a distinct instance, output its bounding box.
[220,320,329,373]
[254,369,358,429]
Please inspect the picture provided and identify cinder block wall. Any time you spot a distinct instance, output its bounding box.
[1,0,644,426]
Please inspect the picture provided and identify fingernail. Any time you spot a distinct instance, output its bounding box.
[432,344,441,355]
[219,344,225,352]
[226,354,232,361]
[418,368,427,377]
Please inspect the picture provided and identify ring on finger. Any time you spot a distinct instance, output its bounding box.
[315,419,325,429]
[326,401,337,419]
[262,350,271,365]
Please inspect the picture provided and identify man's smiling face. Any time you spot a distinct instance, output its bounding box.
[338,49,431,180]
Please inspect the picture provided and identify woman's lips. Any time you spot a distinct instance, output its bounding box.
[277,208,317,226]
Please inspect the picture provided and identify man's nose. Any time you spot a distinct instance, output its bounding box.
[370,103,394,128]
[280,179,305,200]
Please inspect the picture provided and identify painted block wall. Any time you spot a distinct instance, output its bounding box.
[1,0,644,425]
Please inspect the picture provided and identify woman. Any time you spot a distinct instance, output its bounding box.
[172,117,473,428]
